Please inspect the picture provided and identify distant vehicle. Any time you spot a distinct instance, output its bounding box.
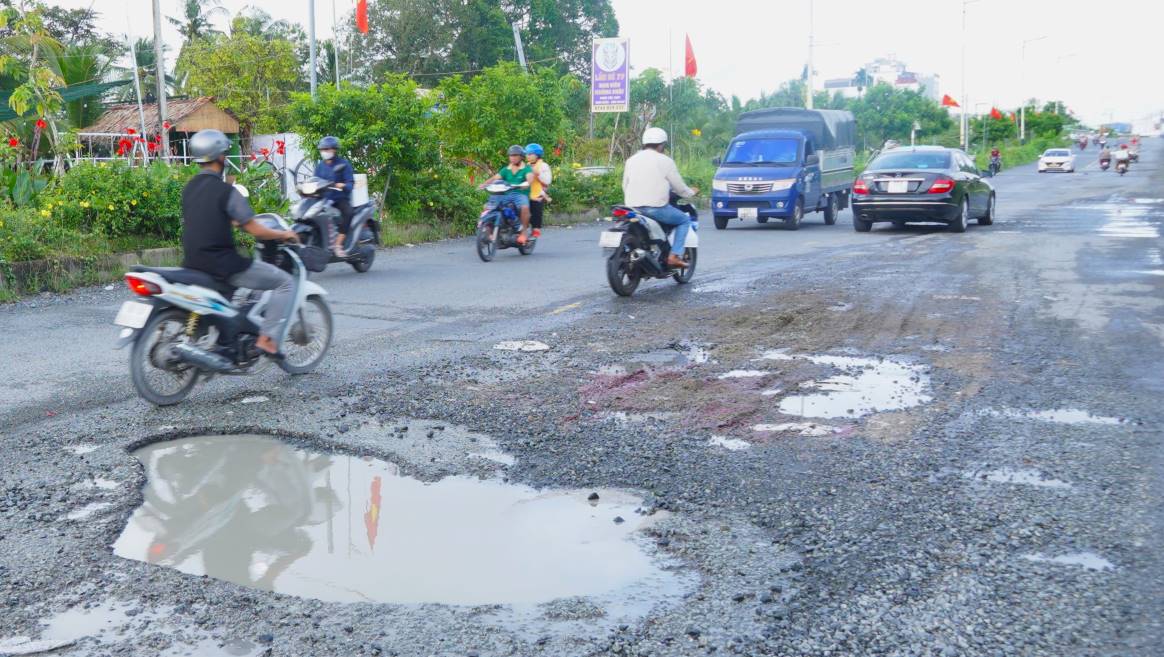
[1038,149,1076,173]
[850,146,995,233]
[711,107,856,230]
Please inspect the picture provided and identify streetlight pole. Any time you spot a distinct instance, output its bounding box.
[960,0,980,150]
[1020,35,1047,142]
[806,0,815,109]
[309,0,317,99]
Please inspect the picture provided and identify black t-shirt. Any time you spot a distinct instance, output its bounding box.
[181,171,254,279]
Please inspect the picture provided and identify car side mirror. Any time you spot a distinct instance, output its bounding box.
[804,153,820,166]
[712,157,722,166]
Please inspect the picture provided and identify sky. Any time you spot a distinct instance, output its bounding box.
[55,0,1164,128]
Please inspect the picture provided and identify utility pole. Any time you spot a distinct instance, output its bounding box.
[151,0,169,161]
[806,0,814,109]
[309,0,318,98]
[127,33,150,163]
[1019,35,1047,142]
[512,23,528,72]
[332,0,340,88]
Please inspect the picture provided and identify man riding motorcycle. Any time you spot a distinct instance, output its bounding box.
[312,136,355,257]
[989,147,1001,173]
[480,145,534,245]
[1113,144,1131,167]
[1099,146,1112,168]
[181,129,299,359]
[622,127,699,269]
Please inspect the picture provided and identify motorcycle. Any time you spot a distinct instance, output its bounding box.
[291,177,380,273]
[599,195,698,297]
[1116,159,1128,175]
[988,156,1002,176]
[1099,158,1111,171]
[113,210,334,406]
[475,182,536,262]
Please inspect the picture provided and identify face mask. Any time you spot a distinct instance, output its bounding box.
[319,150,335,160]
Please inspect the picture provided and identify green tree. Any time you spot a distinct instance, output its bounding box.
[168,0,226,42]
[847,83,951,147]
[178,31,299,135]
[504,0,619,76]
[38,3,120,54]
[48,43,111,128]
[112,38,173,102]
[437,62,569,168]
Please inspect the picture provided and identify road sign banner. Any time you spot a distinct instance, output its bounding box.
[591,38,629,113]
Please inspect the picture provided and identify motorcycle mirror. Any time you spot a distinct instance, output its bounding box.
[233,183,251,198]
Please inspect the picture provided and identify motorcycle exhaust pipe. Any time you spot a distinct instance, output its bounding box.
[173,342,234,373]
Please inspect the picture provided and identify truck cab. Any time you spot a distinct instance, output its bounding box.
[711,108,855,230]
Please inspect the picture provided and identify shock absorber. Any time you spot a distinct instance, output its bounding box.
[185,312,199,337]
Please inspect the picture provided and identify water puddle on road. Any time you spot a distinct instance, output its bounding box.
[985,408,1123,425]
[113,435,687,607]
[776,355,932,419]
[1021,552,1115,571]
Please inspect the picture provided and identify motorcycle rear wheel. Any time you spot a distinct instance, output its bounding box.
[607,244,641,297]
[672,247,697,284]
[130,308,201,406]
[350,244,375,272]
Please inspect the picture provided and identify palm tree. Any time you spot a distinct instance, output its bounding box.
[112,38,174,102]
[47,43,113,128]
[168,0,227,42]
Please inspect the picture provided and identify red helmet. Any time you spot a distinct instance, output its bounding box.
[1120,144,1128,149]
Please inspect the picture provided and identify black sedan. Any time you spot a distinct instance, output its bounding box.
[850,146,995,233]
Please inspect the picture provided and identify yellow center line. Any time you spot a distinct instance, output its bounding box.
[550,302,582,315]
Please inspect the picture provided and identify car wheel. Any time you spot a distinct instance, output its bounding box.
[950,197,968,233]
[853,213,872,233]
[978,194,995,226]
[784,198,803,230]
[822,193,838,225]
[713,216,729,230]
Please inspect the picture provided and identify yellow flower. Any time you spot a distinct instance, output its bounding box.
[40,209,50,217]
[131,199,138,206]
[428,201,434,207]
[80,201,90,208]
[691,128,702,137]
[572,162,582,169]
[107,204,114,210]
[142,191,149,198]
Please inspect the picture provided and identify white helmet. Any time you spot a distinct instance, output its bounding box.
[642,127,668,146]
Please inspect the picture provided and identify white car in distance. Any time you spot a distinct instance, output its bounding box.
[1038,148,1076,173]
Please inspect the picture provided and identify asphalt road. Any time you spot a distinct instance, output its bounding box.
[1,139,1161,656]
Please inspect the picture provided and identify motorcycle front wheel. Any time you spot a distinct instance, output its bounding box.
[130,308,201,406]
[280,296,334,374]
[476,225,496,262]
[672,247,697,284]
[607,245,641,297]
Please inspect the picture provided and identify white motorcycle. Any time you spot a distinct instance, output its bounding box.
[113,213,333,405]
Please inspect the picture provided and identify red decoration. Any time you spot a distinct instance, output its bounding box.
[35,118,46,130]
[684,34,698,77]
[7,137,18,147]
[260,147,270,156]
[147,141,158,152]
[126,127,136,135]
[275,139,286,155]
[356,0,369,33]
[941,94,960,108]
[163,121,171,130]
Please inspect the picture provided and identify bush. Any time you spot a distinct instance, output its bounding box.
[0,206,101,262]
[549,168,621,215]
[41,161,195,239]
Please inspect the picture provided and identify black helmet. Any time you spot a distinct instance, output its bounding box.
[507,144,525,156]
[189,129,231,163]
[317,135,340,150]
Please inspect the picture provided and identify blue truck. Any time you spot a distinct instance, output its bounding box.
[711,108,856,230]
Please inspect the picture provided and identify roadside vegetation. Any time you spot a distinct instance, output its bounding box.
[0,1,1083,297]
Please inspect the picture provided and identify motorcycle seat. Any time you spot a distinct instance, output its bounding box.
[130,265,236,297]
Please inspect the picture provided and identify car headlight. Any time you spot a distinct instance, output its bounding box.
[770,179,795,191]
[712,179,728,192]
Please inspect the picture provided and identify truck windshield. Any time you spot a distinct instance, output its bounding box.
[723,138,800,165]
[869,151,951,170]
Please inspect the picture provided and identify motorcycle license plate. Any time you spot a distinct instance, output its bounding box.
[738,207,758,220]
[598,231,623,248]
[114,301,152,329]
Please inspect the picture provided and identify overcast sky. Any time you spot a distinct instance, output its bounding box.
[56,0,1163,127]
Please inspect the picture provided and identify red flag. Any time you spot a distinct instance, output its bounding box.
[941,94,959,108]
[990,107,1003,120]
[356,0,368,34]
[684,34,697,77]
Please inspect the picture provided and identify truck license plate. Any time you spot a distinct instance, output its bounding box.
[738,207,758,220]
[887,180,909,193]
[598,231,623,248]
[114,301,152,329]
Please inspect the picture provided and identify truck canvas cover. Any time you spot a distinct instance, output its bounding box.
[733,108,856,150]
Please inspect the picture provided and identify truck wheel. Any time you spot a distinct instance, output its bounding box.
[757,217,769,224]
[853,214,872,232]
[822,194,838,225]
[713,216,729,230]
[784,198,803,230]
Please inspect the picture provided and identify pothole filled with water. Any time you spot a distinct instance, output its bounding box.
[772,354,932,419]
[113,435,688,607]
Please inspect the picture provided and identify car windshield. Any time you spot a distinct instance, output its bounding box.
[868,151,951,170]
[723,138,800,165]
[1045,150,1071,157]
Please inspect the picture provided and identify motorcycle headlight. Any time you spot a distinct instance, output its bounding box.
[712,179,728,192]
